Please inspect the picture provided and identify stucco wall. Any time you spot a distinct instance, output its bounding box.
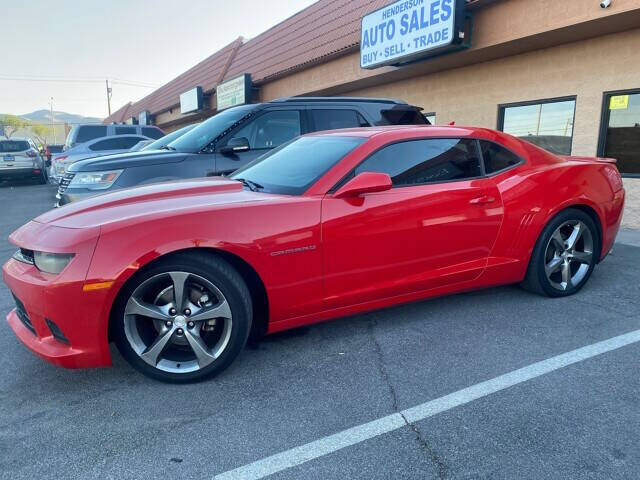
[329,29,640,156]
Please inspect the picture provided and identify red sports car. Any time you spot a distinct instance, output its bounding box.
[3,126,625,382]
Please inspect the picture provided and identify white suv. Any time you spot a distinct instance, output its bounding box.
[0,137,47,184]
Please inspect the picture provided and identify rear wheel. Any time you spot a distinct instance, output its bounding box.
[522,209,599,297]
[112,252,252,382]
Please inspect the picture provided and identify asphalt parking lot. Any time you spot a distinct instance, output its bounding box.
[1,180,639,480]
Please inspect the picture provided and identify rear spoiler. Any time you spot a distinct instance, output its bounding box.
[561,155,617,164]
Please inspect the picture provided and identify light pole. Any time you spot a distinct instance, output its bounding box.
[106,79,112,116]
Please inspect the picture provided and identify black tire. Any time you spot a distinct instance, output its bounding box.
[112,251,252,383]
[521,208,599,297]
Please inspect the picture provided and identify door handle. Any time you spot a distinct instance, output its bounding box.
[469,195,495,205]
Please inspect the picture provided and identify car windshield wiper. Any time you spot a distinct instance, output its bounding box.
[234,178,263,192]
[159,145,176,151]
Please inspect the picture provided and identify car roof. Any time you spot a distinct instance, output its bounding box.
[269,96,408,105]
[305,125,501,139]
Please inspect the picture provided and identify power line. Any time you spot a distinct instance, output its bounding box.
[0,74,159,88]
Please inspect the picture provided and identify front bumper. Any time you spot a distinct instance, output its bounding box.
[2,222,112,369]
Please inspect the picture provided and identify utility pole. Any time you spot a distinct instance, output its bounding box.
[49,97,56,143]
[105,79,112,116]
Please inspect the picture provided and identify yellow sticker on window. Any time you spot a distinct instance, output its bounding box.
[610,95,629,110]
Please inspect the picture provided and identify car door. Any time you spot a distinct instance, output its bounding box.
[214,107,305,175]
[321,137,504,309]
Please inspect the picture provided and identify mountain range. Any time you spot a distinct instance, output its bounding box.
[18,110,102,125]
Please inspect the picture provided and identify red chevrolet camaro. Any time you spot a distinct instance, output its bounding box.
[3,126,625,382]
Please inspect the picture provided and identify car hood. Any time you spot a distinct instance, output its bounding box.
[69,150,189,172]
[35,177,278,229]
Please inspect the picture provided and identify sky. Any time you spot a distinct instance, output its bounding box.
[1,0,316,119]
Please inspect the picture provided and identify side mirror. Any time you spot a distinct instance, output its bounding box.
[334,172,392,198]
[220,137,250,155]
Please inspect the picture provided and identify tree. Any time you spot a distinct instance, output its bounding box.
[30,122,53,147]
[0,114,26,139]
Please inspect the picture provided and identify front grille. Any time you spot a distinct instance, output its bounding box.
[57,172,75,194]
[12,293,36,335]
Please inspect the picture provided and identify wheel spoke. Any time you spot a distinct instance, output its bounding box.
[189,300,232,322]
[184,330,216,368]
[545,256,563,276]
[561,260,572,290]
[140,328,175,366]
[125,297,170,320]
[551,230,565,251]
[169,272,189,310]
[566,222,585,250]
[572,250,592,265]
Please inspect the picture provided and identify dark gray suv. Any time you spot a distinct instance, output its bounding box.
[57,97,428,205]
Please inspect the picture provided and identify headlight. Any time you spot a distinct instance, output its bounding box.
[33,251,74,274]
[69,170,123,190]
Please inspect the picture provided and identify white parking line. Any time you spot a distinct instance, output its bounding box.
[215,328,640,480]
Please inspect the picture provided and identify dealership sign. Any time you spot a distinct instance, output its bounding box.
[216,74,252,111]
[180,87,204,114]
[361,0,466,69]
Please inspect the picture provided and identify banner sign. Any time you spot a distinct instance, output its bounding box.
[360,0,466,69]
[180,87,204,114]
[216,74,252,111]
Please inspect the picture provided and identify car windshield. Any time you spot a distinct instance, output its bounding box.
[168,105,257,153]
[142,123,199,151]
[230,135,367,195]
[0,140,30,152]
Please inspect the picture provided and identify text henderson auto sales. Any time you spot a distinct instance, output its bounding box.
[361,0,454,67]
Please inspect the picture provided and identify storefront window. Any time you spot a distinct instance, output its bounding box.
[499,98,576,155]
[599,90,640,175]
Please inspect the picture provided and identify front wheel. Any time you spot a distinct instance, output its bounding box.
[112,252,252,382]
[521,209,599,297]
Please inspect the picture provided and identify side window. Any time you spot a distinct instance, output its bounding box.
[115,126,136,135]
[310,109,368,131]
[89,136,143,151]
[227,110,301,150]
[76,126,107,143]
[479,141,522,174]
[142,127,164,139]
[355,138,482,186]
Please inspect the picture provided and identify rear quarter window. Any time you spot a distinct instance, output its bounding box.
[479,140,523,174]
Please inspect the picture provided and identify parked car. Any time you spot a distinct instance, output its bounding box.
[56,97,427,204]
[63,123,164,151]
[52,134,152,184]
[45,144,64,162]
[129,140,154,152]
[3,126,625,382]
[0,137,48,184]
[129,123,198,152]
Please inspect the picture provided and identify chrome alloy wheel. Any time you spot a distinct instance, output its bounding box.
[544,220,594,292]
[123,272,233,373]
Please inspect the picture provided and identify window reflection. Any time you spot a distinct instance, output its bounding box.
[501,99,576,155]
